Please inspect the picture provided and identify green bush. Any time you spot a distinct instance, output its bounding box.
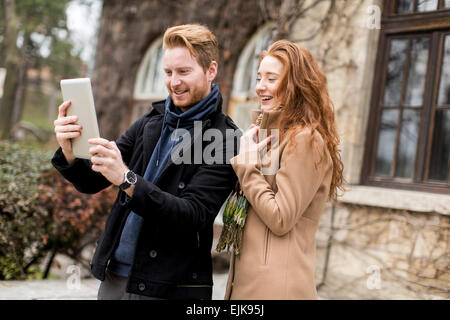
[0,142,115,280]
[0,142,53,279]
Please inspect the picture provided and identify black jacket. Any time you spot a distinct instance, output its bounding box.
[51,97,239,299]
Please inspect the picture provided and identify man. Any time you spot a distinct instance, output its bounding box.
[52,24,239,300]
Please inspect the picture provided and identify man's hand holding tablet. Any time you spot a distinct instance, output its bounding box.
[88,138,129,187]
[53,103,134,195]
[54,78,133,195]
[54,100,82,165]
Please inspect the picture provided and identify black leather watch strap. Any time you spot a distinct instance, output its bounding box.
[119,170,137,191]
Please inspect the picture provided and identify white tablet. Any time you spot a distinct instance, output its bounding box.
[60,78,100,159]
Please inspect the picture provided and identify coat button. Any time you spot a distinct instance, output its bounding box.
[178,182,185,189]
[149,250,157,258]
[138,283,146,291]
[192,273,198,280]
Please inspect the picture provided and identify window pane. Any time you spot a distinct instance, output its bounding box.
[438,36,450,106]
[417,0,438,11]
[446,0,450,8]
[248,31,274,93]
[428,110,450,181]
[375,109,400,176]
[395,110,420,178]
[150,46,167,95]
[237,26,275,96]
[134,39,168,98]
[140,57,152,94]
[396,0,414,13]
[384,40,409,106]
[405,38,430,106]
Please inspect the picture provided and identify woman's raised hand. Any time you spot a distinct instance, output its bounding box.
[238,124,274,155]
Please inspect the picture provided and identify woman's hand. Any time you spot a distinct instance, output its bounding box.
[238,124,274,155]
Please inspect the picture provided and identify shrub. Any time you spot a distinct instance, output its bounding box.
[0,142,116,279]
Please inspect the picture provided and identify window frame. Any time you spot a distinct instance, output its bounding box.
[231,23,277,100]
[386,0,450,16]
[133,36,168,101]
[361,1,450,194]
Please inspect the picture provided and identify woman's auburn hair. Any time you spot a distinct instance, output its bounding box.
[261,39,344,200]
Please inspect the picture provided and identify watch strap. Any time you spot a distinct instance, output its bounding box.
[119,170,136,191]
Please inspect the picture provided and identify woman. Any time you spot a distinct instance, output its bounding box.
[223,40,344,299]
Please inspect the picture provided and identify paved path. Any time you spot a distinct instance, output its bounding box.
[0,273,229,300]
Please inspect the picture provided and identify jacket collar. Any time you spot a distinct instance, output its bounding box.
[144,91,222,182]
[251,107,283,130]
[152,101,165,115]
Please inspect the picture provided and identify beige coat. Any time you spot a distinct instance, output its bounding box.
[225,109,333,300]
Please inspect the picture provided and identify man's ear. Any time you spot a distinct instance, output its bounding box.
[207,61,218,82]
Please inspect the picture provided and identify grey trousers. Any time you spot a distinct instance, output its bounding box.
[97,269,163,300]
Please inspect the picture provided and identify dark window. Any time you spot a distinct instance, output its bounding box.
[392,0,449,14]
[362,0,450,194]
[427,35,450,181]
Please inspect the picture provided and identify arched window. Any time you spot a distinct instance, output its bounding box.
[134,37,167,101]
[229,24,276,129]
[131,37,167,122]
[232,23,277,100]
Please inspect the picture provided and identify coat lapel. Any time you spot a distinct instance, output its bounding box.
[142,104,164,173]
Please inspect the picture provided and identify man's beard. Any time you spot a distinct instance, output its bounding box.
[170,86,207,109]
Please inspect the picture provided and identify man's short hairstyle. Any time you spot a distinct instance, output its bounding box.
[163,24,219,72]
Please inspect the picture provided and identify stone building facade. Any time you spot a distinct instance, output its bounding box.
[304,0,449,300]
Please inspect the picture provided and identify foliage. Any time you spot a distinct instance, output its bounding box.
[0,141,115,279]
[37,165,116,267]
[0,0,88,140]
[42,34,85,84]
[15,1,70,36]
[13,0,85,84]
[0,0,74,68]
[0,142,52,279]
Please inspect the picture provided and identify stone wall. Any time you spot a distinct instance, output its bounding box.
[315,203,449,299]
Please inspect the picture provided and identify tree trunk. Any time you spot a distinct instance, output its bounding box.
[42,248,57,279]
[10,33,31,139]
[0,0,20,140]
[47,82,58,123]
[23,250,46,273]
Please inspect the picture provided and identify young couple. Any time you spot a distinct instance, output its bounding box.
[52,24,344,300]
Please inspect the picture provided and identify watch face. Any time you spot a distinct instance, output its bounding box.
[126,171,137,184]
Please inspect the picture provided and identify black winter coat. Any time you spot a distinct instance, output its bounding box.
[51,98,239,299]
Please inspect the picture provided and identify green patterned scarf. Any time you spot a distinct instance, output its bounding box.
[216,182,249,256]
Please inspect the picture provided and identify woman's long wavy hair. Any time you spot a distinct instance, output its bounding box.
[260,40,344,200]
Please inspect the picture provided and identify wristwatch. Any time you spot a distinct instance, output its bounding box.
[119,170,137,190]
